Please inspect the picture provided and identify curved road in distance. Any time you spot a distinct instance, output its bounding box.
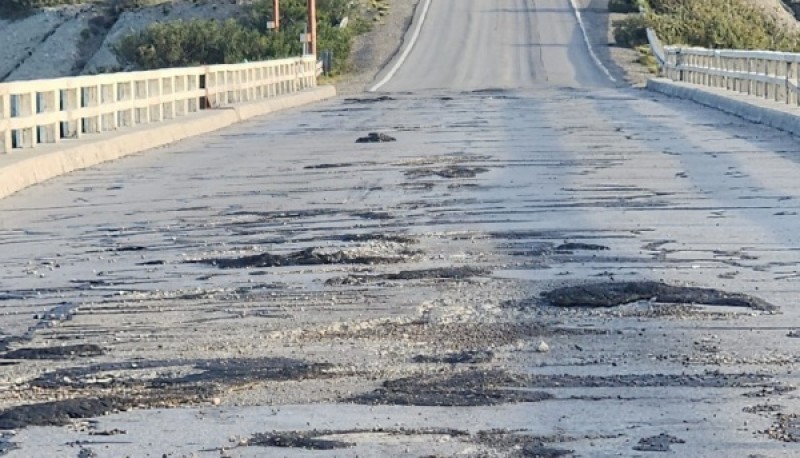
[375,0,613,91]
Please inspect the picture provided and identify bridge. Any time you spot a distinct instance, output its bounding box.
[1,0,800,455]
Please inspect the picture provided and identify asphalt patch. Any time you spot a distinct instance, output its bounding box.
[350,370,553,406]
[766,414,800,442]
[353,211,394,220]
[247,427,468,450]
[0,397,128,429]
[406,165,489,179]
[523,443,575,457]
[249,431,353,450]
[526,372,772,389]
[387,266,489,280]
[555,242,609,251]
[412,350,494,364]
[541,281,777,311]
[303,161,377,169]
[344,96,395,104]
[337,233,418,244]
[2,344,103,360]
[189,247,414,269]
[356,132,396,143]
[326,266,489,286]
[32,357,331,390]
[632,433,685,452]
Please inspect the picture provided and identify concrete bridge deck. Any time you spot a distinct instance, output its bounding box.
[2,0,800,456]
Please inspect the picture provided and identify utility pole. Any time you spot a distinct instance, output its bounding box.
[308,0,317,56]
[273,0,280,30]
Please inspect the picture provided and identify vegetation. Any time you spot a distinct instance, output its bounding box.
[612,0,800,52]
[612,15,648,48]
[608,0,639,14]
[113,0,370,74]
[646,0,800,51]
[0,0,85,18]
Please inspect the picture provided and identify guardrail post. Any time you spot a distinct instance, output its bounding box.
[18,91,37,148]
[161,77,173,119]
[0,90,10,153]
[135,79,148,124]
[117,81,133,128]
[148,78,162,122]
[82,85,101,134]
[39,90,60,144]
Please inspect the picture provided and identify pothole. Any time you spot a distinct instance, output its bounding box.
[540,281,777,311]
[2,344,104,360]
[189,247,418,269]
[405,165,489,179]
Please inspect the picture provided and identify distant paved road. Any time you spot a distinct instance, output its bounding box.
[376,0,614,91]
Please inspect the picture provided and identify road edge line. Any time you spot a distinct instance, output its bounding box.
[568,0,617,83]
[368,0,433,92]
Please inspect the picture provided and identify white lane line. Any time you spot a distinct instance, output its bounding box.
[568,0,617,83]
[369,0,433,92]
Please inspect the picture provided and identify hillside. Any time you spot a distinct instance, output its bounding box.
[0,0,246,82]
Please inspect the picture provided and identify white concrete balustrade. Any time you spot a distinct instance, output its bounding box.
[0,56,318,154]
[664,47,800,105]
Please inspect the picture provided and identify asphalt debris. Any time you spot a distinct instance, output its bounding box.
[32,357,331,390]
[356,132,396,143]
[0,397,128,429]
[189,247,414,269]
[541,281,778,311]
[764,413,800,442]
[326,266,489,286]
[406,165,489,179]
[248,427,468,451]
[412,350,494,364]
[344,95,395,104]
[386,266,489,280]
[350,370,553,406]
[554,242,609,251]
[633,433,685,452]
[249,431,353,450]
[2,344,103,360]
[523,443,575,457]
[78,448,99,458]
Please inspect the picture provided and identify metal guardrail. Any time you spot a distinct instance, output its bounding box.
[662,47,800,105]
[0,55,318,154]
[646,28,666,67]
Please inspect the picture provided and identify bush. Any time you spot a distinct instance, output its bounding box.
[114,0,366,74]
[646,0,800,51]
[612,15,648,48]
[0,0,82,18]
[609,0,639,14]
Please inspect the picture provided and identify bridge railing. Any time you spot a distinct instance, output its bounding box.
[0,55,318,154]
[661,47,800,105]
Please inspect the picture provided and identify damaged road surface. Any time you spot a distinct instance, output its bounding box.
[4,0,800,456]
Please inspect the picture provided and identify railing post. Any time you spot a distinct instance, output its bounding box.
[0,90,10,153]
[39,89,60,144]
[18,91,37,148]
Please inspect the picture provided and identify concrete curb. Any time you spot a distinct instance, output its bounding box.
[647,78,800,136]
[0,85,336,200]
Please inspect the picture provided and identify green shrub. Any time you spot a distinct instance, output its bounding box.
[646,0,800,51]
[114,0,367,74]
[613,15,649,48]
[609,0,639,14]
[0,0,82,18]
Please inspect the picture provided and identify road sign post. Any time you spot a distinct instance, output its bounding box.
[308,0,317,56]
